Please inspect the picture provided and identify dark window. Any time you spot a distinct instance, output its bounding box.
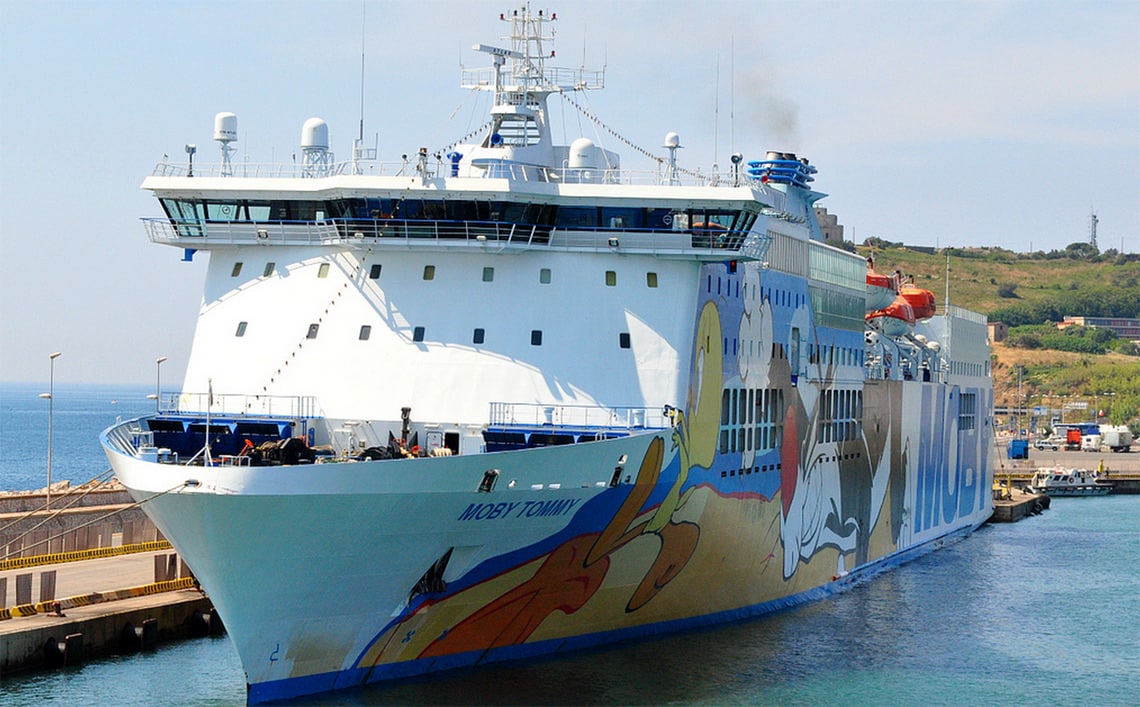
[369,264,382,279]
[413,326,425,342]
[318,263,330,278]
[306,323,319,339]
[540,268,551,284]
[473,328,485,344]
[531,330,543,346]
[423,265,435,280]
[605,270,617,286]
[619,332,631,349]
[482,267,494,282]
[647,272,658,288]
[359,325,372,341]
[235,321,247,337]
[262,262,275,277]
[231,262,243,277]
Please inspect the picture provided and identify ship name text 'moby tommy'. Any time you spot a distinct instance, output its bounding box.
[102,6,994,704]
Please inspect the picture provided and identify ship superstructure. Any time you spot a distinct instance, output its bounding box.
[102,7,994,703]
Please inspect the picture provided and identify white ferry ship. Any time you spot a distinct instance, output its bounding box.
[102,7,994,703]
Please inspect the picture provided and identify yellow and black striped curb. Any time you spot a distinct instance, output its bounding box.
[0,577,196,620]
[0,540,173,572]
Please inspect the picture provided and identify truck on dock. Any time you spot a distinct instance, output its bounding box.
[1099,424,1134,453]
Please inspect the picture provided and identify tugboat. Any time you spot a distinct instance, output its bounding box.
[1028,467,1112,497]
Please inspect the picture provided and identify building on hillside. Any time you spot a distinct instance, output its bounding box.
[988,321,1008,343]
[814,207,844,245]
[1057,316,1140,341]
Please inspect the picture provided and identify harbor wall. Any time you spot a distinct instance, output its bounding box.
[0,488,163,560]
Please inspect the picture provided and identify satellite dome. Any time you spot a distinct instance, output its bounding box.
[664,132,681,148]
[214,112,237,143]
[301,118,329,150]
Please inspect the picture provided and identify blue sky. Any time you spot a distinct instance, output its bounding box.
[2,0,1137,386]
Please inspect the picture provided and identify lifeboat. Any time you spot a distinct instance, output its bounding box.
[865,270,897,312]
[866,296,915,337]
[898,283,936,320]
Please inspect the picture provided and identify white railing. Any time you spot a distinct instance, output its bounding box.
[158,391,318,418]
[149,158,778,191]
[489,402,669,431]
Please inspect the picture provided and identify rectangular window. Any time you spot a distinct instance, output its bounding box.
[413,326,425,342]
[423,265,435,280]
[262,262,275,277]
[482,266,494,282]
[231,262,243,277]
[605,270,617,286]
[959,392,977,431]
[473,328,485,344]
[531,330,543,346]
[359,325,372,341]
[235,321,247,337]
[369,264,382,279]
[619,332,631,349]
[306,323,319,339]
[318,263,330,278]
[540,268,551,284]
[646,272,658,288]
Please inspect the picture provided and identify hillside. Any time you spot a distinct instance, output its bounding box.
[858,245,1140,429]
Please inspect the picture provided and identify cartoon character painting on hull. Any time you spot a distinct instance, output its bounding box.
[351,260,939,678]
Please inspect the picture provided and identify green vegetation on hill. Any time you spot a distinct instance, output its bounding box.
[858,242,1140,429]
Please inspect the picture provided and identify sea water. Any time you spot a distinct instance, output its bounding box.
[2,383,1137,705]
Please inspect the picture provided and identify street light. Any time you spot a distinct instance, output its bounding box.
[38,351,62,511]
[155,356,168,412]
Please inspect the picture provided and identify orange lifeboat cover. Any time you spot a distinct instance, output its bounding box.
[898,283,936,320]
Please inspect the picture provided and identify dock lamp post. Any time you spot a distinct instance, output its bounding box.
[38,351,62,511]
[155,356,168,412]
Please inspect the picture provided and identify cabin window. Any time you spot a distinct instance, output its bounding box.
[539,268,551,284]
[619,333,631,349]
[423,265,436,280]
[359,325,371,341]
[262,262,275,277]
[473,328,485,344]
[646,272,658,288]
[482,267,494,282]
[235,321,247,337]
[605,271,617,286]
[231,262,243,277]
[306,323,319,339]
[369,264,382,279]
[531,330,543,346]
[413,326,425,342]
[317,263,330,278]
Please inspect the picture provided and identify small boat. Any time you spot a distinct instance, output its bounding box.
[866,296,915,337]
[898,283,936,320]
[865,269,897,312]
[1027,467,1112,496]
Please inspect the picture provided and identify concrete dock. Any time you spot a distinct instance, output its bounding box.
[0,548,219,676]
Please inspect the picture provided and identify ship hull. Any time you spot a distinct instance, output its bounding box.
[105,373,992,704]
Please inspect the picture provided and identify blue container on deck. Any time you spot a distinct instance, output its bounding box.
[1007,439,1029,459]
